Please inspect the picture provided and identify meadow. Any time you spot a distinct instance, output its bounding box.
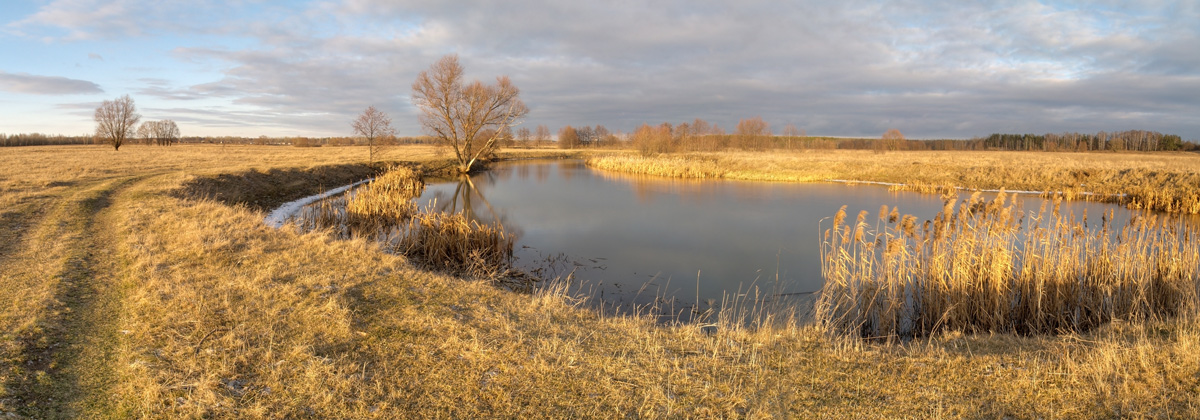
[1,144,1198,418]
[587,150,1200,214]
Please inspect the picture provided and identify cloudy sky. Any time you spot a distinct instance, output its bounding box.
[1,0,1198,139]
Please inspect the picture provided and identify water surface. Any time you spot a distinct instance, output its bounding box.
[414,159,1150,316]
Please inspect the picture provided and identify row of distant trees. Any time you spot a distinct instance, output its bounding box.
[548,116,1197,154]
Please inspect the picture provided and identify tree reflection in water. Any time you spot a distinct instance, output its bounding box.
[425,173,522,240]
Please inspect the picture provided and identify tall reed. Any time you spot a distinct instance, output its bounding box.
[817,192,1200,339]
[345,164,424,228]
[391,205,515,279]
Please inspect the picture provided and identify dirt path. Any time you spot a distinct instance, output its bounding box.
[0,177,137,418]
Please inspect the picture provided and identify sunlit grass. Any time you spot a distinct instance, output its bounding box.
[817,192,1200,339]
[1,144,1198,417]
[588,149,1200,214]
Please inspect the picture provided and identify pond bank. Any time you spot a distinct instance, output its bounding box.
[586,150,1200,214]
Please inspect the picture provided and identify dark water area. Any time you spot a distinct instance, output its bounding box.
[411,159,1165,318]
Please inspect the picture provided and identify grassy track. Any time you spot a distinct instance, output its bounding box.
[0,145,1197,418]
[0,177,138,417]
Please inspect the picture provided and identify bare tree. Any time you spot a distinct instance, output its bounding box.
[136,122,153,145]
[535,124,551,146]
[782,123,803,137]
[558,125,580,149]
[735,116,770,150]
[352,106,396,163]
[516,127,532,148]
[632,123,673,156]
[94,94,141,151]
[882,128,905,151]
[411,54,529,173]
[138,120,181,146]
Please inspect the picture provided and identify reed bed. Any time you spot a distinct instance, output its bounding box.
[587,155,729,179]
[587,150,1200,214]
[291,168,514,281]
[817,192,1200,339]
[392,207,515,279]
[345,164,424,230]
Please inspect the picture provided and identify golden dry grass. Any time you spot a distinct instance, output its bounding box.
[817,193,1200,339]
[588,149,1200,214]
[0,144,1198,418]
[344,164,424,230]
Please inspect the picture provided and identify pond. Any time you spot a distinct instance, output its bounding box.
[402,159,1152,320]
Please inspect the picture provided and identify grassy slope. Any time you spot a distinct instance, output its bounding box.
[0,145,1197,418]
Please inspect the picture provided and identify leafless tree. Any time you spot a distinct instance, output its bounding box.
[535,125,551,146]
[136,122,153,145]
[632,123,673,156]
[94,95,140,151]
[575,126,595,146]
[516,127,531,148]
[558,125,580,149]
[411,54,529,173]
[352,106,396,163]
[138,120,181,146]
[882,128,905,151]
[735,116,770,150]
[782,123,803,137]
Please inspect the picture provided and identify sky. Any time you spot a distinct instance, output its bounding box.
[1,0,1198,139]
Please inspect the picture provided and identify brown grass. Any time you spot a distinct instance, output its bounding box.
[1,144,1199,417]
[392,208,515,279]
[588,149,1200,214]
[817,192,1200,339]
[344,164,424,230]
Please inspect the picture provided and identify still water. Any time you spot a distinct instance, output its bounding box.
[414,159,1145,314]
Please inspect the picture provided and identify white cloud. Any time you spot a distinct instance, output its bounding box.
[0,71,104,95]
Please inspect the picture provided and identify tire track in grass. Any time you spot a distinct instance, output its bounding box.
[0,177,138,418]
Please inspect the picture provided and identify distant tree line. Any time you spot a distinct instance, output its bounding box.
[0,133,94,147]
[974,130,1189,152]
[548,116,1198,154]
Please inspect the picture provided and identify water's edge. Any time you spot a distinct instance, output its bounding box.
[263,178,373,228]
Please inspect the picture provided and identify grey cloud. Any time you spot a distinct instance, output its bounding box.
[26,0,1195,138]
[0,71,104,95]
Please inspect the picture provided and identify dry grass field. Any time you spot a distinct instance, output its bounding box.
[588,150,1200,214]
[1,144,1198,418]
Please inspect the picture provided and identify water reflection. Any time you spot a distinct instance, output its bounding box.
[409,160,1195,322]
[423,173,524,241]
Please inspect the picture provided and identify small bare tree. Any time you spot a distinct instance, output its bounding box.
[535,124,550,147]
[94,94,140,151]
[882,128,905,151]
[351,106,396,163]
[136,122,153,145]
[516,127,531,148]
[735,116,770,150]
[411,54,529,173]
[558,125,580,149]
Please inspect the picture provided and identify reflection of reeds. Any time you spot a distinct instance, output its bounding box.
[817,191,1200,340]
